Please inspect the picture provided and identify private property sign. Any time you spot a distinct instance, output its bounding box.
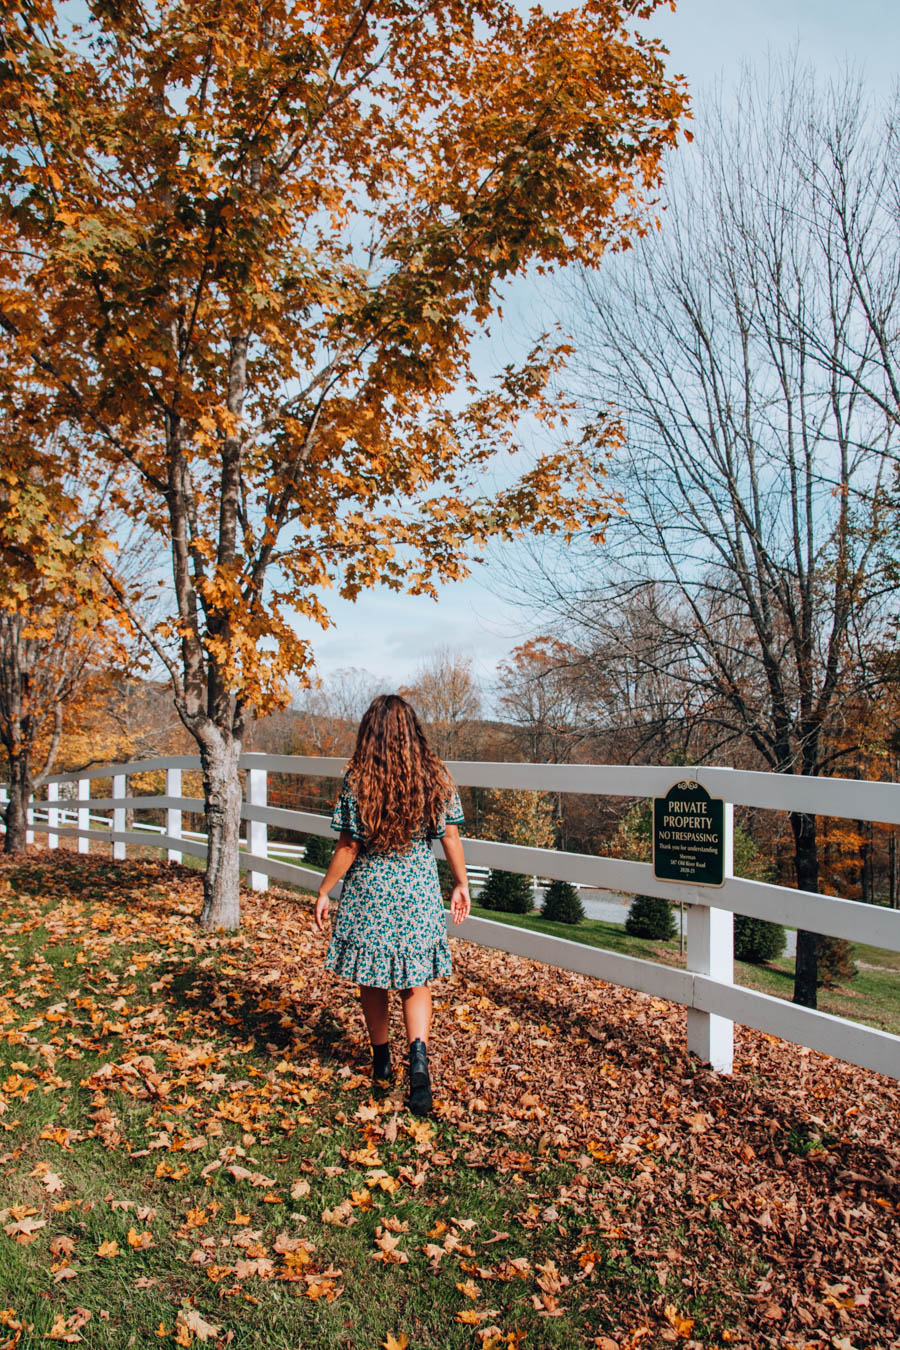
[653,779,725,888]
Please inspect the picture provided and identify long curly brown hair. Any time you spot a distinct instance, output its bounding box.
[345,694,455,852]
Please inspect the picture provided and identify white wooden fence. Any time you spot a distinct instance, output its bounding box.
[4,754,900,1081]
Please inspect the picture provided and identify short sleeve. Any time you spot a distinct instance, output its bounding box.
[430,788,465,839]
[330,781,365,842]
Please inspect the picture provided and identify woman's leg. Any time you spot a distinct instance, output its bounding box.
[359,985,390,1045]
[399,983,432,1044]
[401,985,433,1115]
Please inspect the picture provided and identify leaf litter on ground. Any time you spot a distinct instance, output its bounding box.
[0,851,897,1350]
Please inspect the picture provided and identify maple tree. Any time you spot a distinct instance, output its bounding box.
[0,0,687,928]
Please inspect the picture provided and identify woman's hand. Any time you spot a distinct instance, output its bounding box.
[450,884,470,925]
[314,889,330,933]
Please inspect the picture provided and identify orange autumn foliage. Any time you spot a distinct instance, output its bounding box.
[0,0,689,921]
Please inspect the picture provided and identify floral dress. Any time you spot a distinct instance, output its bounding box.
[323,776,464,989]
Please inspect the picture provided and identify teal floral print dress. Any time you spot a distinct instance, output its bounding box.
[324,776,464,989]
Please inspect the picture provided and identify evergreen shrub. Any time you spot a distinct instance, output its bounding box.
[478,869,534,915]
[734,914,785,964]
[540,878,585,924]
[303,834,334,868]
[625,894,676,940]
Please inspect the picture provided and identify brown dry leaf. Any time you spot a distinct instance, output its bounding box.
[373,1231,409,1264]
[234,1257,274,1280]
[321,1200,355,1227]
[226,1165,275,1187]
[289,1178,310,1200]
[175,1309,221,1343]
[456,1279,481,1299]
[174,1135,207,1152]
[4,1216,45,1243]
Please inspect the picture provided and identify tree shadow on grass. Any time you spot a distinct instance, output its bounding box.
[165,959,363,1069]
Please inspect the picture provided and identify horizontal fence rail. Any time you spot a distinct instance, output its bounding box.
[2,754,898,1081]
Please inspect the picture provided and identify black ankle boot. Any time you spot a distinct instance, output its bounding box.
[372,1041,393,1088]
[408,1038,433,1117]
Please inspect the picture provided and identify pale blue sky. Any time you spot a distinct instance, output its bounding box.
[293,0,900,692]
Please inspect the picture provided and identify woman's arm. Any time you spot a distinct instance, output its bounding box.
[441,824,471,924]
[314,831,360,933]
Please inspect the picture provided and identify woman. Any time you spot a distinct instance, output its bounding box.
[314,694,471,1116]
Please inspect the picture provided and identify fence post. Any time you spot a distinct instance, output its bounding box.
[247,767,268,892]
[47,781,59,850]
[686,793,734,1073]
[26,793,34,845]
[113,774,126,861]
[166,767,182,864]
[78,778,90,855]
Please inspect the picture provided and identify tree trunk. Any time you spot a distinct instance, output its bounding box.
[198,730,243,930]
[3,754,30,855]
[790,809,819,1008]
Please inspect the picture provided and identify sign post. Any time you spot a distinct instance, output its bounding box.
[654,778,733,1072]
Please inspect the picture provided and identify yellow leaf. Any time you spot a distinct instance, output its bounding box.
[664,1304,695,1337]
[96,1240,119,1259]
[46,1314,82,1343]
[381,1336,408,1350]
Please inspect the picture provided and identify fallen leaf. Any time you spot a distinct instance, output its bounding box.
[4,1216,45,1243]
[663,1304,695,1337]
[175,1309,221,1343]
